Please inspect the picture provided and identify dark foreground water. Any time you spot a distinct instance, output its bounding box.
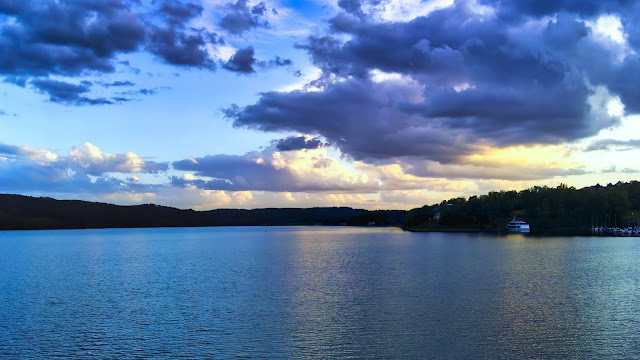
[2,227,640,359]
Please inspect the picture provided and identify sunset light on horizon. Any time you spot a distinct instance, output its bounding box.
[3,0,640,210]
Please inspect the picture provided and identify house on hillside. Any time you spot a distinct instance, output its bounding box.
[433,203,453,221]
[433,206,442,221]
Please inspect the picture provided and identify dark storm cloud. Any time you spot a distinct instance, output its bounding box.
[157,0,203,26]
[222,46,257,73]
[225,78,477,163]
[0,0,146,76]
[401,81,594,144]
[146,0,222,69]
[307,2,596,86]
[31,79,113,106]
[273,136,323,151]
[307,5,487,80]
[481,0,640,50]
[227,0,640,164]
[0,0,226,92]
[219,0,272,35]
[586,139,640,151]
[0,0,225,73]
[222,46,293,73]
[0,0,294,105]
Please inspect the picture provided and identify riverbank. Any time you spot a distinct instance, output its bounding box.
[404,224,592,236]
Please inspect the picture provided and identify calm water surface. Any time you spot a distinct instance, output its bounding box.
[2,227,640,359]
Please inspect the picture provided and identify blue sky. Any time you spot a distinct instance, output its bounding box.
[2,0,640,210]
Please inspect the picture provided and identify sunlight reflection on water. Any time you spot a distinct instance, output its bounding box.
[1,227,640,358]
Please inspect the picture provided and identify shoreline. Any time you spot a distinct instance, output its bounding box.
[403,226,596,236]
[0,223,607,237]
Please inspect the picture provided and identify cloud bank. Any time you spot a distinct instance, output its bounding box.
[0,0,292,104]
[225,0,639,168]
[0,142,167,194]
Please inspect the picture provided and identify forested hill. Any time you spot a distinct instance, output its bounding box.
[0,194,405,230]
[403,181,640,234]
[3,181,640,232]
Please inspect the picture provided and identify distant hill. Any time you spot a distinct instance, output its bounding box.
[0,194,405,230]
[4,180,640,233]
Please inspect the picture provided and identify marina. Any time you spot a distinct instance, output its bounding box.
[592,226,640,236]
[592,213,640,236]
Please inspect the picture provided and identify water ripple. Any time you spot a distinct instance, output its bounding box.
[1,227,639,358]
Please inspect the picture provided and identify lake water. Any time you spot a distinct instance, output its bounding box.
[1,227,640,359]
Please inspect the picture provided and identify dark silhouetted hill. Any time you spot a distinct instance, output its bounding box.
[0,194,405,230]
[5,180,640,233]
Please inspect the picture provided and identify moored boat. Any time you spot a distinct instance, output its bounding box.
[506,217,530,233]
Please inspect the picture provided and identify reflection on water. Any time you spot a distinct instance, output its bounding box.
[1,227,640,358]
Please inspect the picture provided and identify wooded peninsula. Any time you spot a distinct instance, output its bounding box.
[2,181,640,235]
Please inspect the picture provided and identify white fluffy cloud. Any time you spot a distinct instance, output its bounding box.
[67,143,167,175]
[0,142,168,195]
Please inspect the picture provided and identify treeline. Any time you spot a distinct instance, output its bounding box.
[0,194,404,230]
[404,181,640,234]
[3,181,640,233]
[0,195,212,230]
[206,208,405,226]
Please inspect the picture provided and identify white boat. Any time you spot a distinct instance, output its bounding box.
[506,217,530,233]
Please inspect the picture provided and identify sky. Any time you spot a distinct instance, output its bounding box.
[2,0,640,210]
